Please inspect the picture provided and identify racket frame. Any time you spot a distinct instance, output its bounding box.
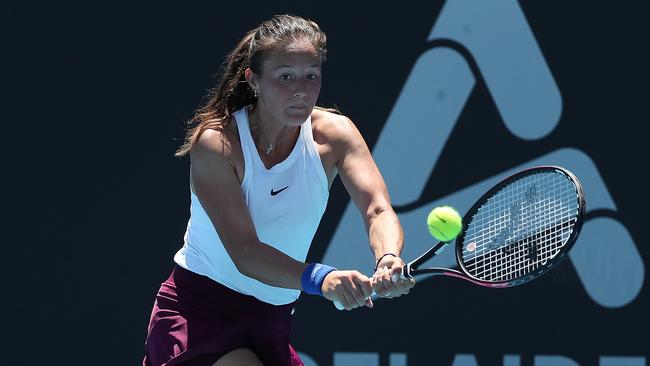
[403,166,586,288]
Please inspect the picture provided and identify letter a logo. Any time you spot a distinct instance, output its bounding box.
[323,0,644,308]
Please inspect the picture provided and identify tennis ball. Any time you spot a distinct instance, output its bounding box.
[427,206,463,242]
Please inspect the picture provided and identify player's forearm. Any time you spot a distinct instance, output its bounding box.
[233,240,308,290]
[368,207,404,261]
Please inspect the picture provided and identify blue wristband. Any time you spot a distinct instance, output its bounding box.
[301,263,337,296]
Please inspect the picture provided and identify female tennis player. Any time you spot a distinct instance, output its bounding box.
[142,14,414,366]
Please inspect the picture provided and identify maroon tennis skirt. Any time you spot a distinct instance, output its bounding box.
[142,264,304,366]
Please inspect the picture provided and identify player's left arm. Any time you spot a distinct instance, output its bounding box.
[332,115,415,298]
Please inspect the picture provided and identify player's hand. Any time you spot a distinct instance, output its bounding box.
[372,256,415,298]
[321,270,374,310]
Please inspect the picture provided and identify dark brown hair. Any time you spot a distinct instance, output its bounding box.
[175,14,329,157]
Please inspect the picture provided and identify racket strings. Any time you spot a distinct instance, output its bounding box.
[465,217,574,281]
[460,171,580,282]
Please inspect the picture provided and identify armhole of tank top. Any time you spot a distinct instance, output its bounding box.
[303,117,330,199]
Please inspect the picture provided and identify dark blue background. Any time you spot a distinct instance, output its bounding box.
[3,1,648,364]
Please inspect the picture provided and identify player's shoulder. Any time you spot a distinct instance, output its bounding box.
[191,117,240,163]
[311,107,359,145]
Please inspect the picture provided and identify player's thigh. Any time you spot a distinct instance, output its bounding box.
[213,348,264,366]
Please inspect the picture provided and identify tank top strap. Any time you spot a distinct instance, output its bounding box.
[233,107,254,188]
[301,114,329,196]
[301,115,314,149]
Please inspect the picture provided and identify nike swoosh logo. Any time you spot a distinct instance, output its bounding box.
[271,186,289,196]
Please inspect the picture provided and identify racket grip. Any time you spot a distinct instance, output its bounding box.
[332,268,407,310]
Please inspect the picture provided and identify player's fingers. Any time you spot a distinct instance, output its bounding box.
[382,267,395,296]
[375,268,392,297]
[343,279,365,308]
[400,277,416,296]
[372,267,386,294]
[371,279,385,297]
[394,273,414,289]
[378,267,410,298]
[336,286,353,311]
[352,281,368,308]
[349,271,371,307]
[390,265,404,283]
[370,269,381,293]
[403,277,416,290]
[383,266,400,293]
[336,272,355,309]
[358,276,373,299]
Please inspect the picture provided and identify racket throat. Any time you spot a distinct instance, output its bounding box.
[402,263,414,279]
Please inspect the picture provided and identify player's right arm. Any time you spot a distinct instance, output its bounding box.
[190,127,372,309]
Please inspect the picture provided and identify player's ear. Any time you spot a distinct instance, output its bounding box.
[244,68,259,93]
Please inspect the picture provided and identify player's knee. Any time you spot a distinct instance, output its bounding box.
[213,348,264,366]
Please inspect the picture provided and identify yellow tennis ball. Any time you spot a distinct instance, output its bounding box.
[427,206,463,242]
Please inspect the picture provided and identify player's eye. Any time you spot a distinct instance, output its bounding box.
[280,74,292,81]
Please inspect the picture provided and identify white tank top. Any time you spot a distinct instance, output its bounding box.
[174,106,330,305]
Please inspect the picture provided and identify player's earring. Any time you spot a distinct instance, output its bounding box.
[254,89,258,98]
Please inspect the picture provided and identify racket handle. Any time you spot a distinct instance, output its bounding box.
[333,268,406,310]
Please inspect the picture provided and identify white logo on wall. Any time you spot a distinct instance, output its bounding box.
[323,0,644,310]
[301,2,645,364]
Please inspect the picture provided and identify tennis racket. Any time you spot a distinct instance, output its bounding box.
[334,165,585,310]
